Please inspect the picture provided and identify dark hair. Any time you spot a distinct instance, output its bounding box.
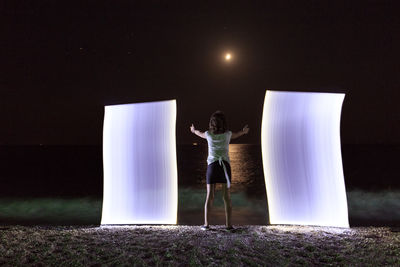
[209,111,227,134]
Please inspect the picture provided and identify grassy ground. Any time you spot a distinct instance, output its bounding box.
[0,189,400,226]
[0,190,399,266]
[0,225,399,266]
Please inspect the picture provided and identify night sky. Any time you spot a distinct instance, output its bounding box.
[1,1,399,145]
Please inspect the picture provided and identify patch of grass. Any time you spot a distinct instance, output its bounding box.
[241,256,260,267]
[178,187,266,211]
[0,197,101,225]
[304,244,316,252]
[0,189,400,226]
[347,190,400,221]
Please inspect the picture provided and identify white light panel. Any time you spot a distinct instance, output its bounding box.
[101,100,178,225]
[261,91,349,227]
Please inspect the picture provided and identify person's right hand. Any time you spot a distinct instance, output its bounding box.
[190,124,195,133]
[242,125,250,134]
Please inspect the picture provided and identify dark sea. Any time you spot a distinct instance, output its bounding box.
[0,144,399,226]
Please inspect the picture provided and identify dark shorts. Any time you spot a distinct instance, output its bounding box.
[206,160,232,184]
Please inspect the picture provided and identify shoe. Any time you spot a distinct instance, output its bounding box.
[201,225,210,231]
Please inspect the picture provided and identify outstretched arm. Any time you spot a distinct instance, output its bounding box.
[190,124,206,139]
[231,125,250,139]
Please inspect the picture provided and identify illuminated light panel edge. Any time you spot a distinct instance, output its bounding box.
[101,100,178,225]
[261,91,349,227]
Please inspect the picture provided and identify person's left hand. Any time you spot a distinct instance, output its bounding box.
[190,124,195,133]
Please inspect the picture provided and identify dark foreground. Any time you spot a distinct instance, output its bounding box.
[0,225,399,266]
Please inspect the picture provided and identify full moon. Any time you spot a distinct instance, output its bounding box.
[225,53,231,61]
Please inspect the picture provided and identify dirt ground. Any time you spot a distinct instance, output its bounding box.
[0,225,399,266]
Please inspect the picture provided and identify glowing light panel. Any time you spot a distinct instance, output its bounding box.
[261,91,349,227]
[101,100,178,225]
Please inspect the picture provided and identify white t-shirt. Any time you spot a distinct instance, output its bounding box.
[205,130,232,165]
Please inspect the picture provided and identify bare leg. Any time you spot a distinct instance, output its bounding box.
[204,184,215,226]
[222,184,232,228]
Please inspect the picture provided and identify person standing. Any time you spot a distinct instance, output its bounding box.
[190,111,249,230]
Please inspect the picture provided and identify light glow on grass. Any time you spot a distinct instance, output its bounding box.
[261,90,349,227]
[101,100,178,225]
[266,225,353,234]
